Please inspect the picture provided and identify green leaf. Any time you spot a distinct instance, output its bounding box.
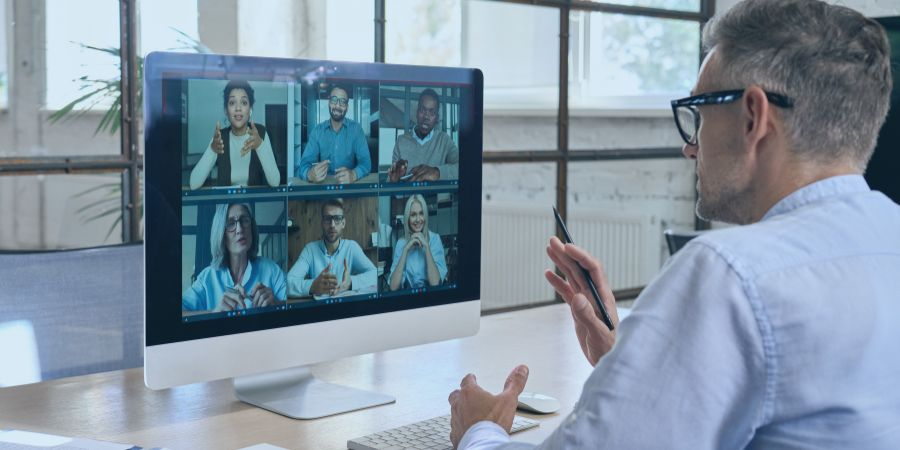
[95,96,122,135]
[82,207,121,224]
[104,216,123,241]
[47,86,111,123]
[72,182,119,199]
[75,196,119,215]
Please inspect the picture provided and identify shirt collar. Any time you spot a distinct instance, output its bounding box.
[318,239,343,257]
[322,117,355,134]
[762,174,870,221]
[413,127,434,145]
[220,258,254,287]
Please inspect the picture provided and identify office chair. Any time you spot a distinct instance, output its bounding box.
[663,229,702,256]
[0,243,144,384]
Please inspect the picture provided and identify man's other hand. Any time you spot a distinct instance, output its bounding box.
[335,167,358,184]
[545,236,618,365]
[308,160,330,183]
[409,164,440,182]
[310,263,337,295]
[448,365,529,449]
[388,159,408,182]
[337,258,352,293]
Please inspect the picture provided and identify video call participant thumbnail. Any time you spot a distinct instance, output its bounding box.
[296,85,372,184]
[387,88,459,183]
[189,80,281,190]
[287,198,377,297]
[183,203,286,312]
[388,194,448,291]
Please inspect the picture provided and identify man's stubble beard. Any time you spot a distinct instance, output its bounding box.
[695,176,755,225]
[330,108,345,122]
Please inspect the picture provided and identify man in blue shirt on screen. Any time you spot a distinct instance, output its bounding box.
[286,199,377,298]
[296,84,372,184]
[448,0,900,448]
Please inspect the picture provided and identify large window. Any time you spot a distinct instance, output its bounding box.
[45,0,120,111]
[569,12,700,109]
[0,0,137,250]
[1,0,708,309]
[386,0,702,111]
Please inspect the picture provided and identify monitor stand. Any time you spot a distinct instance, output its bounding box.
[233,366,395,419]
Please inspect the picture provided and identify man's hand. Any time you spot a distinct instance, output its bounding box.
[249,282,276,307]
[336,258,352,293]
[545,236,618,365]
[335,167,358,184]
[211,121,224,154]
[388,159,408,182]
[240,122,262,156]
[307,160,330,183]
[310,263,338,295]
[409,164,440,181]
[449,365,529,449]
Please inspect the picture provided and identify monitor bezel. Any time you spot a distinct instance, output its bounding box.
[144,52,483,349]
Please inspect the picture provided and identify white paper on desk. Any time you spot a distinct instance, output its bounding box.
[237,444,289,450]
[313,285,377,301]
[0,429,134,449]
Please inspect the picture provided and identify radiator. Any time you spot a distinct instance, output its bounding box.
[481,204,658,311]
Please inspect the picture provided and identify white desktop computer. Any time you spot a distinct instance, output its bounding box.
[143,52,483,419]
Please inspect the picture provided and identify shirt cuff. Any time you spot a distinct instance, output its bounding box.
[458,420,510,450]
[355,165,367,181]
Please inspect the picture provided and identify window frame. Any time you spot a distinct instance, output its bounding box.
[0,0,142,244]
[377,0,713,300]
[0,0,710,293]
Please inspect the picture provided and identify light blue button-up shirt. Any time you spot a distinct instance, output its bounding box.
[182,257,287,311]
[390,231,448,289]
[296,118,372,181]
[461,175,900,449]
[286,239,377,297]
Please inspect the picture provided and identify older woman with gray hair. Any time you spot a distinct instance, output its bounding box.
[183,203,286,312]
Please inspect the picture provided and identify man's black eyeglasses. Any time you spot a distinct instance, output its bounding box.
[322,214,345,225]
[670,89,794,146]
[329,96,349,106]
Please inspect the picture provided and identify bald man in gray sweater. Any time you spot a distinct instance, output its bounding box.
[388,89,459,182]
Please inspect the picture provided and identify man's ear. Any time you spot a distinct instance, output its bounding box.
[741,85,772,155]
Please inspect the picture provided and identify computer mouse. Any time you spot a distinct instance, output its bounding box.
[517,391,561,414]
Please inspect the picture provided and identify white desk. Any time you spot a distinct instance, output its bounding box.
[0,303,597,450]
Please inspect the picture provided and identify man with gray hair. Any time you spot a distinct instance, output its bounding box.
[448,0,900,448]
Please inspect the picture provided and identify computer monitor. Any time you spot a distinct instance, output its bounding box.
[143,52,483,419]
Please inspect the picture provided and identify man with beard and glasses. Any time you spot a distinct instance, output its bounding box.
[296,85,372,184]
[446,0,900,449]
[286,199,377,298]
[387,88,459,183]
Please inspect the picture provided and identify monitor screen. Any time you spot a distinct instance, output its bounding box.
[144,52,482,352]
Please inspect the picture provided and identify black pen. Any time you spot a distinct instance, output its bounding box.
[552,206,615,331]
